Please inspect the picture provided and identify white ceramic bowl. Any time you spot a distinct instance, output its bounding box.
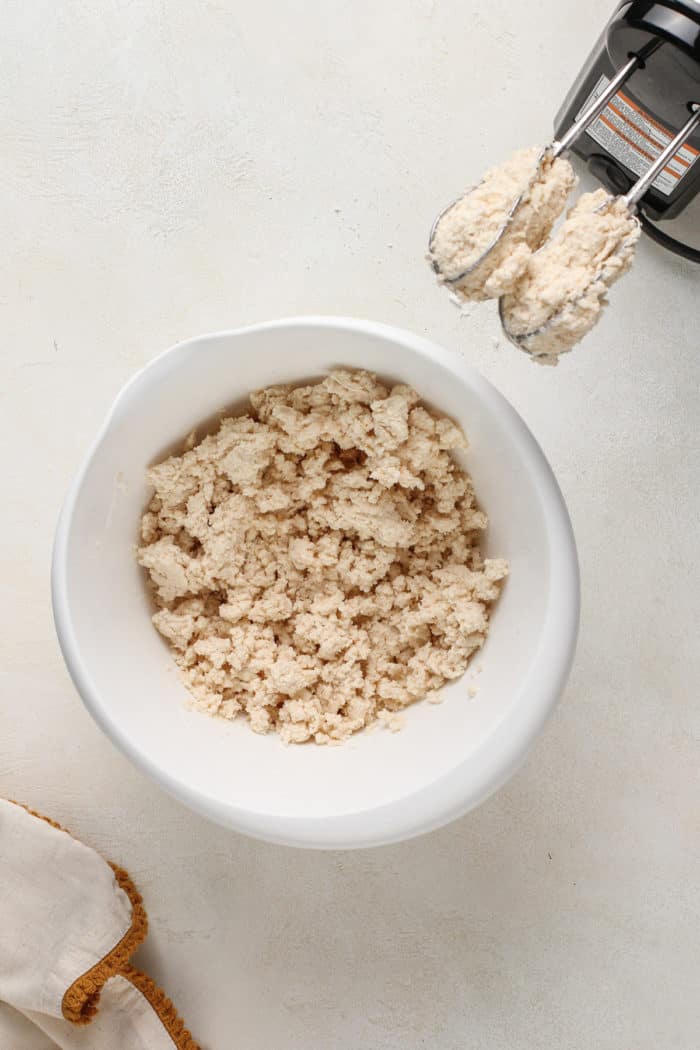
[52,317,579,849]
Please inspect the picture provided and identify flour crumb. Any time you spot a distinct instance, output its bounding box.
[378,710,407,733]
[468,685,478,699]
[138,369,507,744]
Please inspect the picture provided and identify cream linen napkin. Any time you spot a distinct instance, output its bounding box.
[0,800,200,1050]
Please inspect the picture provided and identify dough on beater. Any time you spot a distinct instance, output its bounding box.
[500,189,640,364]
[138,370,507,744]
[429,146,576,300]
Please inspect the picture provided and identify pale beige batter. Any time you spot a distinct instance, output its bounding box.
[138,370,507,744]
[429,146,576,299]
[500,189,640,363]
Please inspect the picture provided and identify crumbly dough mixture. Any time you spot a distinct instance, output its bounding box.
[429,146,576,300]
[500,189,640,364]
[138,370,507,744]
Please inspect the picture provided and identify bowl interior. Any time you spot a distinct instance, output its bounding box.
[56,321,572,843]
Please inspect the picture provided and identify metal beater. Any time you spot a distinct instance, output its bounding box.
[498,103,700,357]
[428,56,639,285]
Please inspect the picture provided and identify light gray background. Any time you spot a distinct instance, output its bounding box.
[2,2,698,1048]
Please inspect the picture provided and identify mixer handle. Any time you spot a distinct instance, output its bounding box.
[637,209,700,264]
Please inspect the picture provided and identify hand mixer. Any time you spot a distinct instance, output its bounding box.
[498,102,700,357]
[556,0,700,263]
[430,0,700,286]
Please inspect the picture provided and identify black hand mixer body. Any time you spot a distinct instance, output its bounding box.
[555,1,700,259]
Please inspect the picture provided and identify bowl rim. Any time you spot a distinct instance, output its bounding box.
[52,315,580,849]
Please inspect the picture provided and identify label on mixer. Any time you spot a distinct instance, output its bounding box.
[578,75,699,196]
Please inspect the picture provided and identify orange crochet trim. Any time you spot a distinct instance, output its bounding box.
[7,801,147,1024]
[61,862,148,1024]
[121,965,202,1050]
[7,800,201,1046]
[11,800,72,835]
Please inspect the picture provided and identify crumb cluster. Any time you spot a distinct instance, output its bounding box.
[138,370,507,743]
[430,147,576,298]
[430,146,640,362]
[500,189,640,363]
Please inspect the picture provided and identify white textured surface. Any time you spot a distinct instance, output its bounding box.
[1,2,698,1048]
